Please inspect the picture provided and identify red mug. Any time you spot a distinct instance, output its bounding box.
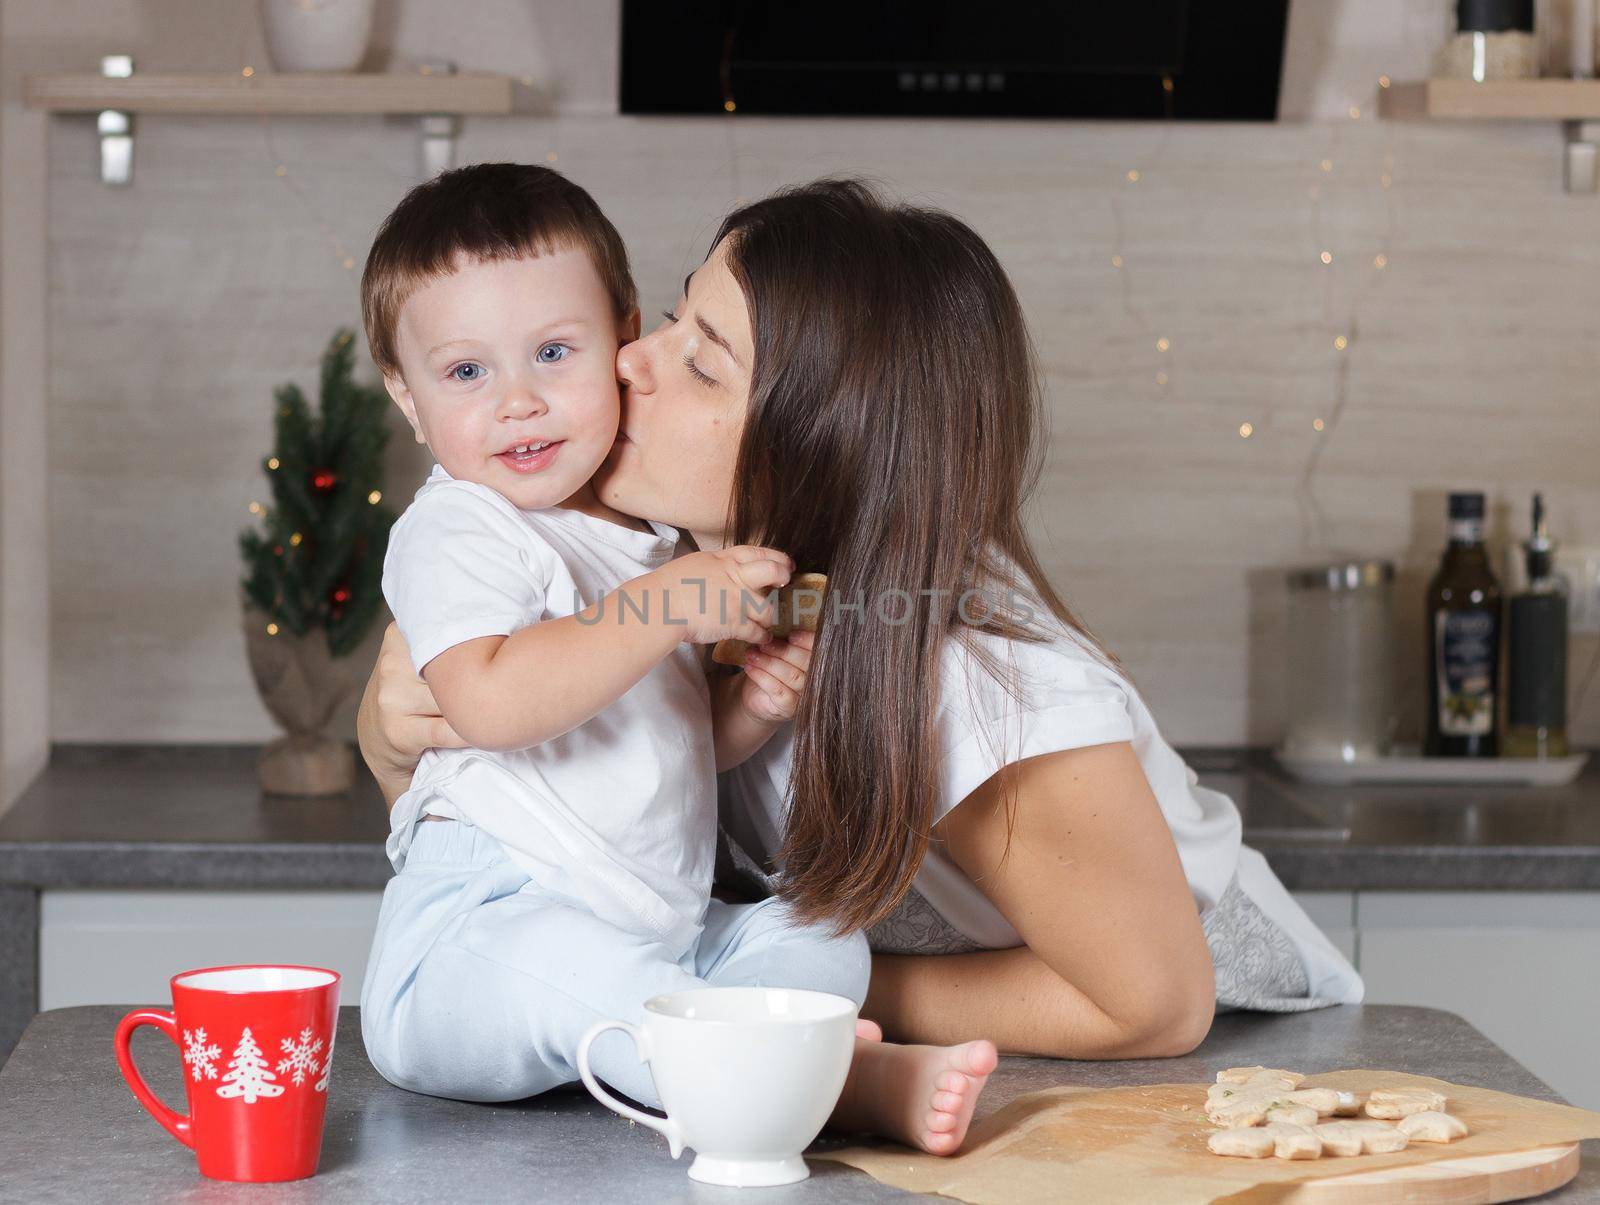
[114,964,340,1182]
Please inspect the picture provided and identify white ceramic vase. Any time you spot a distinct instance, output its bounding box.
[260,0,376,73]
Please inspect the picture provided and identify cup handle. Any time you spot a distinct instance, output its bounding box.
[114,1009,194,1149]
[576,1019,683,1159]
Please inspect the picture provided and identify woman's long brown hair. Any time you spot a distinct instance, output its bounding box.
[717,178,1118,934]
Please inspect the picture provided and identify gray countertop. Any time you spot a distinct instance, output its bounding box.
[1,744,1598,893]
[1,1004,1595,1202]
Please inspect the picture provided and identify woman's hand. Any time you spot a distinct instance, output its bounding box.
[356,622,468,811]
[736,629,814,726]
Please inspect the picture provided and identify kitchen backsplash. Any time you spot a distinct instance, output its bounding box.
[25,0,1600,747]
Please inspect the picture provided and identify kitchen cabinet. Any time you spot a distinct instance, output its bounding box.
[39,889,383,1011]
[46,887,1596,1112]
[1358,891,1600,1111]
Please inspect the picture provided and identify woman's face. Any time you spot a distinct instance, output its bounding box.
[595,238,753,548]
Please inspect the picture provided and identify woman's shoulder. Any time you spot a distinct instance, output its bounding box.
[936,606,1130,728]
[939,548,1125,690]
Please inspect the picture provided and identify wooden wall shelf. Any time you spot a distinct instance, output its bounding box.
[1378,78,1600,121]
[24,71,516,116]
[25,68,521,185]
[1378,78,1600,192]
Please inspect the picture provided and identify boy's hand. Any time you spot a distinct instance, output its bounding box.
[736,629,814,726]
[655,546,791,646]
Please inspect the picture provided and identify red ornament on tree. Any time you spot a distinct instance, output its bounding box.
[310,468,338,493]
[330,586,351,606]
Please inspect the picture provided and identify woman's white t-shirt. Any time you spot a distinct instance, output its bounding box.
[720,608,1363,1005]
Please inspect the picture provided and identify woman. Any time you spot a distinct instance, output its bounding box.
[358,178,1362,1061]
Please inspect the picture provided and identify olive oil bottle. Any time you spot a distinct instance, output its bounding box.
[1504,493,1568,758]
[1425,492,1501,757]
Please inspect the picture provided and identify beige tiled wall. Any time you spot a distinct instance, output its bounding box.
[25,1,1600,748]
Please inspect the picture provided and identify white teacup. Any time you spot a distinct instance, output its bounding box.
[576,986,857,1187]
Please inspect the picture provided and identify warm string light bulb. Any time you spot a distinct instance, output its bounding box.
[1156,337,1170,352]
[266,622,279,636]
[1110,254,1123,269]
[368,490,382,504]
[241,66,255,78]
[289,532,303,546]
[1126,169,1140,183]
[1319,251,1334,265]
[1334,335,1349,350]
[266,457,280,471]
[265,139,359,274]
[1320,159,1333,172]
[1374,253,1388,269]
[1313,418,1325,431]
[1239,422,1254,439]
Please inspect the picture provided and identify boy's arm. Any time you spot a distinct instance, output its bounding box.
[386,485,789,754]
[423,569,681,752]
[421,546,792,753]
[709,631,813,773]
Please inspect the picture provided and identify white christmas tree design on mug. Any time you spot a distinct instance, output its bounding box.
[315,1029,335,1093]
[216,1027,285,1103]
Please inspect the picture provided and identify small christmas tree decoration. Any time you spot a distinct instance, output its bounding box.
[240,328,396,796]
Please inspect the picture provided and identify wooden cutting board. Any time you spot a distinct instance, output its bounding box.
[818,1072,1600,1205]
[1283,1143,1578,1203]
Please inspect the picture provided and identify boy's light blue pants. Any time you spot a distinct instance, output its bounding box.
[359,815,870,1107]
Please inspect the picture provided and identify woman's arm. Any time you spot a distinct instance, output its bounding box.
[863,741,1215,1059]
[356,623,465,812]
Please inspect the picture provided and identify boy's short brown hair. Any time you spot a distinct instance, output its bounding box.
[361,163,637,378]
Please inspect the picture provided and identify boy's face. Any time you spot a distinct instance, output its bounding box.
[385,247,631,512]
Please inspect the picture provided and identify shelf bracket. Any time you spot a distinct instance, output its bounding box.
[1565,120,1600,194]
[417,61,458,178]
[97,55,133,187]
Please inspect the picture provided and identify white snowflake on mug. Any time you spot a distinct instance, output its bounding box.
[181,1028,222,1081]
[276,1027,325,1087]
[215,1027,284,1103]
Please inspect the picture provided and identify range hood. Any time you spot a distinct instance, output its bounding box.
[621,1,1290,121]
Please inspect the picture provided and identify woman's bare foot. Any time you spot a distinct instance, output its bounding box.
[829,1037,998,1155]
[855,1018,883,1042]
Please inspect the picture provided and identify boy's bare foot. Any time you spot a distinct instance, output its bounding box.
[855,1018,883,1042]
[829,1037,998,1156]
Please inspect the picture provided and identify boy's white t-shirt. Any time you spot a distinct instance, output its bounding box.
[720,598,1363,1004]
[382,463,715,958]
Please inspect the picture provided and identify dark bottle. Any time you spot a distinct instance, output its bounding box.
[1425,491,1502,757]
[1504,493,1568,758]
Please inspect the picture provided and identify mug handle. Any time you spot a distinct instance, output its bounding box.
[114,1009,194,1149]
[576,1019,683,1159]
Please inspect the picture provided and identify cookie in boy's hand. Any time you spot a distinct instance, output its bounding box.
[713,573,828,667]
